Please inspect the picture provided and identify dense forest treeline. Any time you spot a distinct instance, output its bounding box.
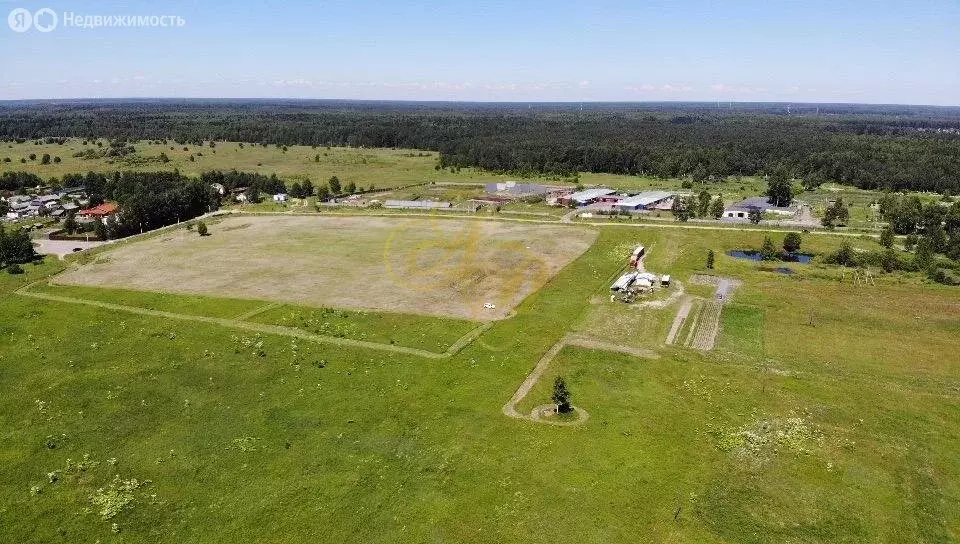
[1,100,959,192]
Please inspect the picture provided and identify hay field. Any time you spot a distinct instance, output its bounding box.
[0,138,759,194]
[54,216,597,320]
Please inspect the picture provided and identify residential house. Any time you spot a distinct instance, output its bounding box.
[77,202,118,222]
[723,197,797,220]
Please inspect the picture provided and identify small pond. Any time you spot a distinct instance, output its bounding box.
[727,250,814,264]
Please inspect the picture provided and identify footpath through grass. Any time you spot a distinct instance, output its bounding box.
[24,279,480,353]
[246,303,479,352]
[27,282,266,320]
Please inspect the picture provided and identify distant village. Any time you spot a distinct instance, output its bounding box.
[2,187,119,225]
[2,178,802,238]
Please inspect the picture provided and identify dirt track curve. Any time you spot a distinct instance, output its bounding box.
[502,334,658,426]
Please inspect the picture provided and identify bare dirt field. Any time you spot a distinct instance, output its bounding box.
[53,215,597,320]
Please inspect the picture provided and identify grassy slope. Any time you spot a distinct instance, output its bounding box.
[1,225,958,543]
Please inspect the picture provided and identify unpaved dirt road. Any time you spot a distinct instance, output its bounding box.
[502,333,657,426]
[665,296,693,345]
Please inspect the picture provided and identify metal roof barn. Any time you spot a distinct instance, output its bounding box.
[614,191,675,210]
[569,188,616,205]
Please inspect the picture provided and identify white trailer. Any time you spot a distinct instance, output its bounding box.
[637,272,657,283]
[610,271,638,291]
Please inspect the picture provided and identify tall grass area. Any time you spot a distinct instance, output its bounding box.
[1,224,958,543]
[247,304,479,352]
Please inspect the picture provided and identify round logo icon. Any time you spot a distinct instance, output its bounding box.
[8,8,32,32]
[32,7,57,32]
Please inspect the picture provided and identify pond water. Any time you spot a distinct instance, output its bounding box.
[727,250,814,264]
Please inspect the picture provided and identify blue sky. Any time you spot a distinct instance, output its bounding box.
[1,0,958,104]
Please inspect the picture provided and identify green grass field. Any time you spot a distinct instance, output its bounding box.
[1,213,959,542]
[6,138,941,234]
[0,138,769,198]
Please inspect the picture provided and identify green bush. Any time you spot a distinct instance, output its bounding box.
[760,236,779,261]
[931,267,960,286]
[7,264,24,274]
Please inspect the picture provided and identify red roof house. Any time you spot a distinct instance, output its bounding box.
[78,202,117,218]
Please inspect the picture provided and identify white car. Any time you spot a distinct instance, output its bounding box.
[483,302,496,310]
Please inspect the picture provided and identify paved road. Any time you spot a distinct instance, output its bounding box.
[560,202,607,223]
[32,238,108,258]
[299,209,877,239]
[31,210,234,260]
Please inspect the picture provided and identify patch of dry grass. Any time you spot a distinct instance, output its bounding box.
[54,216,597,321]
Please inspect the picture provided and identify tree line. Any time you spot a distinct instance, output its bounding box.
[877,195,960,260]
[59,171,217,239]
[0,225,37,272]
[821,197,960,284]
[1,101,959,193]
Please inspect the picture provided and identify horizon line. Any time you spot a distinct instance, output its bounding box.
[0,97,958,109]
